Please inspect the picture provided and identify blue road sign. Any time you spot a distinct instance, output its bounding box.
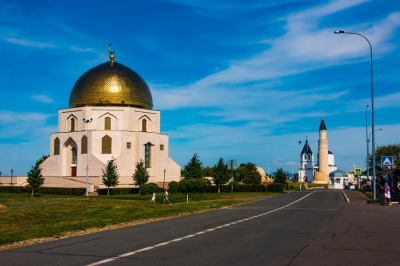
[381,156,393,167]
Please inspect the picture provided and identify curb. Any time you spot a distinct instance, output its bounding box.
[340,190,350,203]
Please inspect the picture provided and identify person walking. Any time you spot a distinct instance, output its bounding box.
[163,189,171,205]
[150,192,156,202]
[384,183,391,205]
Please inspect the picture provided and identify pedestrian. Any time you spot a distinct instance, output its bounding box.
[384,183,391,205]
[163,189,171,205]
[150,192,156,202]
[397,176,400,202]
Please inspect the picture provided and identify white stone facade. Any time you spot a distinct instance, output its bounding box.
[41,106,181,189]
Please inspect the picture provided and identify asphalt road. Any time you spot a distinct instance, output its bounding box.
[1,190,399,266]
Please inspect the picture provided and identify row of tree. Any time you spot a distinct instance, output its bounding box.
[26,156,149,197]
[24,144,400,197]
[181,153,289,185]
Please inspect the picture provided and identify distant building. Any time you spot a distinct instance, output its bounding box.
[40,48,181,190]
[298,117,337,185]
[299,139,314,182]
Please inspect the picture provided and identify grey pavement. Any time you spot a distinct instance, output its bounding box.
[293,189,400,265]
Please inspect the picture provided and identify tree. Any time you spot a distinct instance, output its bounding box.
[202,166,213,177]
[27,155,49,197]
[212,157,231,192]
[102,158,119,195]
[273,168,288,184]
[181,153,203,179]
[372,144,400,169]
[132,160,149,194]
[235,163,262,184]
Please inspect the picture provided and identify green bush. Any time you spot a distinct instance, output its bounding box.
[168,181,179,193]
[0,186,27,193]
[97,187,136,195]
[139,183,161,195]
[265,183,285,192]
[178,178,212,193]
[0,186,85,195]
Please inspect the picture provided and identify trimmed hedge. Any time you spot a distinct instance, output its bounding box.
[168,181,179,193]
[0,186,86,195]
[0,181,286,195]
[178,178,212,193]
[97,187,138,195]
[139,183,163,195]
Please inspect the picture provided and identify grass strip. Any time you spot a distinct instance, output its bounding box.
[0,192,269,249]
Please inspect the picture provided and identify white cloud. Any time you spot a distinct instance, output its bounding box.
[2,36,56,48]
[31,95,54,103]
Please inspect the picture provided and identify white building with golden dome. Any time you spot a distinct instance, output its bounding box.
[40,48,181,191]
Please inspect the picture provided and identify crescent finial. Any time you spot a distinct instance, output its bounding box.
[108,43,116,66]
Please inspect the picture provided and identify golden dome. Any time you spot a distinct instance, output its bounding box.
[69,61,153,109]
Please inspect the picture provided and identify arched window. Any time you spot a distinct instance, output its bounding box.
[144,142,152,167]
[102,135,112,154]
[142,119,147,132]
[54,138,60,155]
[71,147,77,164]
[105,117,111,130]
[71,118,75,132]
[81,135,88,154]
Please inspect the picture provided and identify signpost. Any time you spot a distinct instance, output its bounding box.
[227,160,237,200]
[381,156,393,167]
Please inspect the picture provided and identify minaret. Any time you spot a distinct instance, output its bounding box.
[314,117,329,184]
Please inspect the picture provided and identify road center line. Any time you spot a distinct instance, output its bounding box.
[87,191,315,266]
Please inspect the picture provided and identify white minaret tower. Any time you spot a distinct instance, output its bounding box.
[314,116,329,184]
[299,139,314,182]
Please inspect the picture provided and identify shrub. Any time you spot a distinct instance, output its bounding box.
[139,182,160,195]
[178,178,212,193]
[168,181,179,193]
[266,183,285,192]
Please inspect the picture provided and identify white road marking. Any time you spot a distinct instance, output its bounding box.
[87,191,315,266]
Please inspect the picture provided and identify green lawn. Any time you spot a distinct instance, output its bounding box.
[0,192,269,249]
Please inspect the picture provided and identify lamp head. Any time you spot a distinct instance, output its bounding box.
[334,30,345,34]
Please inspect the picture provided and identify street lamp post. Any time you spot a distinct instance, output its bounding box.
[334,30,376,200]
[83,118,92,197]
[11,169,14,188]
[366,105,369,182]
[163,169,166,190]
[368,128,383,193]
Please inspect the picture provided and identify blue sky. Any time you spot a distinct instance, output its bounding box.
[1,0,399,176]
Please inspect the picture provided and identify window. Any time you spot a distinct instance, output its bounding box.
[102,135,112,154]
[105,117,111,130]
[127,142,131,149]
[54,138,60,155]
[144,142,152,168]
[81,135,88,154]
[71,118,75,132]
[71,147,77,164]
[142,119,147,132]
[160,144,164,151]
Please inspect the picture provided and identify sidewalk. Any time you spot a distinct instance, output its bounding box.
[295,189,400,265]
[342,189,368,203]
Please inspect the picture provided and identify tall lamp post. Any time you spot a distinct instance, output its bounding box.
[334,30,376,200]
[83,118,92,197]
[163,169,166,190]
[11,169,14,188]
[365,105,369,182]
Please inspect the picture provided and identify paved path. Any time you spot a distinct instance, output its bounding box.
[293,189,400,265]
